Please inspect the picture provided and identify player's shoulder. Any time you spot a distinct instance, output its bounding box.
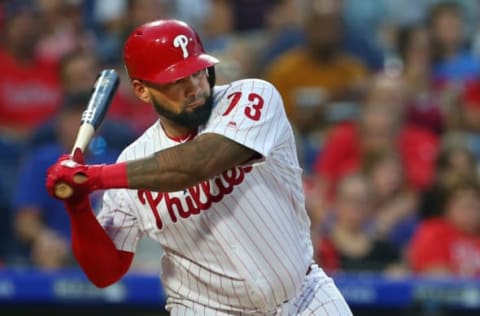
[211,78,284,116]
[215,78,280,96]
[213,78,283,106]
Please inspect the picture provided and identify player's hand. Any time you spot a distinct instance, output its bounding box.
[45,154,104,202]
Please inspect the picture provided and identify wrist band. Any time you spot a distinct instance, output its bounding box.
[99,162,129,189]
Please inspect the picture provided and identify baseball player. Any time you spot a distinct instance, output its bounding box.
[45,19,352,315]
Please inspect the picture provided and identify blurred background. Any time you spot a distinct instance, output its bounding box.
[1,0,480,315]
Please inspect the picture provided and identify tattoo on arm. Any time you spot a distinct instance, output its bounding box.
[126,133,256,192]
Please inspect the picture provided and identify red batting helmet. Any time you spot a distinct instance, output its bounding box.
[123,19,219,85]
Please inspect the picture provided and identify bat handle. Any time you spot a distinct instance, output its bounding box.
[71,124,95,156]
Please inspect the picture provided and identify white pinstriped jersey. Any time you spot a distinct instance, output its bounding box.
[97,79,315,313]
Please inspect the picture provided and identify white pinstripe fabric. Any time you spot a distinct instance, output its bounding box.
[278,265,353,316]
[96,79,349,314]
[167,264,352,316]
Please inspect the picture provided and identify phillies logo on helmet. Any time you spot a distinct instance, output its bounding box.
[173,34,190,59]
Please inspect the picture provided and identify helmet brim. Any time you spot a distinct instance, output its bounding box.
[145,53,219,84]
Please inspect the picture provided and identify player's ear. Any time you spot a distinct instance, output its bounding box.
[131,80,151,103]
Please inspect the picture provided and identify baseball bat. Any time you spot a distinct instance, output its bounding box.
[54,69,120,199]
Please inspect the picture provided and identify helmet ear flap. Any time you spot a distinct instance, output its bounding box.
[207,66,216,88]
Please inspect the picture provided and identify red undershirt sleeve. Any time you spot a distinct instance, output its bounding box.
[65,197,134,288]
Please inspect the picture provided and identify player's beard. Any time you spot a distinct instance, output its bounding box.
[151,91,214,129]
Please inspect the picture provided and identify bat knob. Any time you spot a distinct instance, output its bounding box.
[55,182,73,199]
[53,174,88,199]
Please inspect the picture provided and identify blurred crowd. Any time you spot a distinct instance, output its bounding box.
[1,0,480,280]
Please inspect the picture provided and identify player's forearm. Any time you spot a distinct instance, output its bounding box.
[66,198,133,287]
[126,141,213,192]
[78,149,203,193]
[125,133,255,192]
[86,134,254,192]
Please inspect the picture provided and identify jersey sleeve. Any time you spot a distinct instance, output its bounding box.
[96,189,142,253]
[202,79,291,158]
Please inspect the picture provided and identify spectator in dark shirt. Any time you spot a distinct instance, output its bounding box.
[362,150,419,251]
[315,174,403,275]
[419,143,478,220]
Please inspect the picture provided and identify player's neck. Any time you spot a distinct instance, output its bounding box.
[159,120,197,142]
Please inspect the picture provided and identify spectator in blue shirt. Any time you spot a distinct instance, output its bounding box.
[428,1,480,86]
